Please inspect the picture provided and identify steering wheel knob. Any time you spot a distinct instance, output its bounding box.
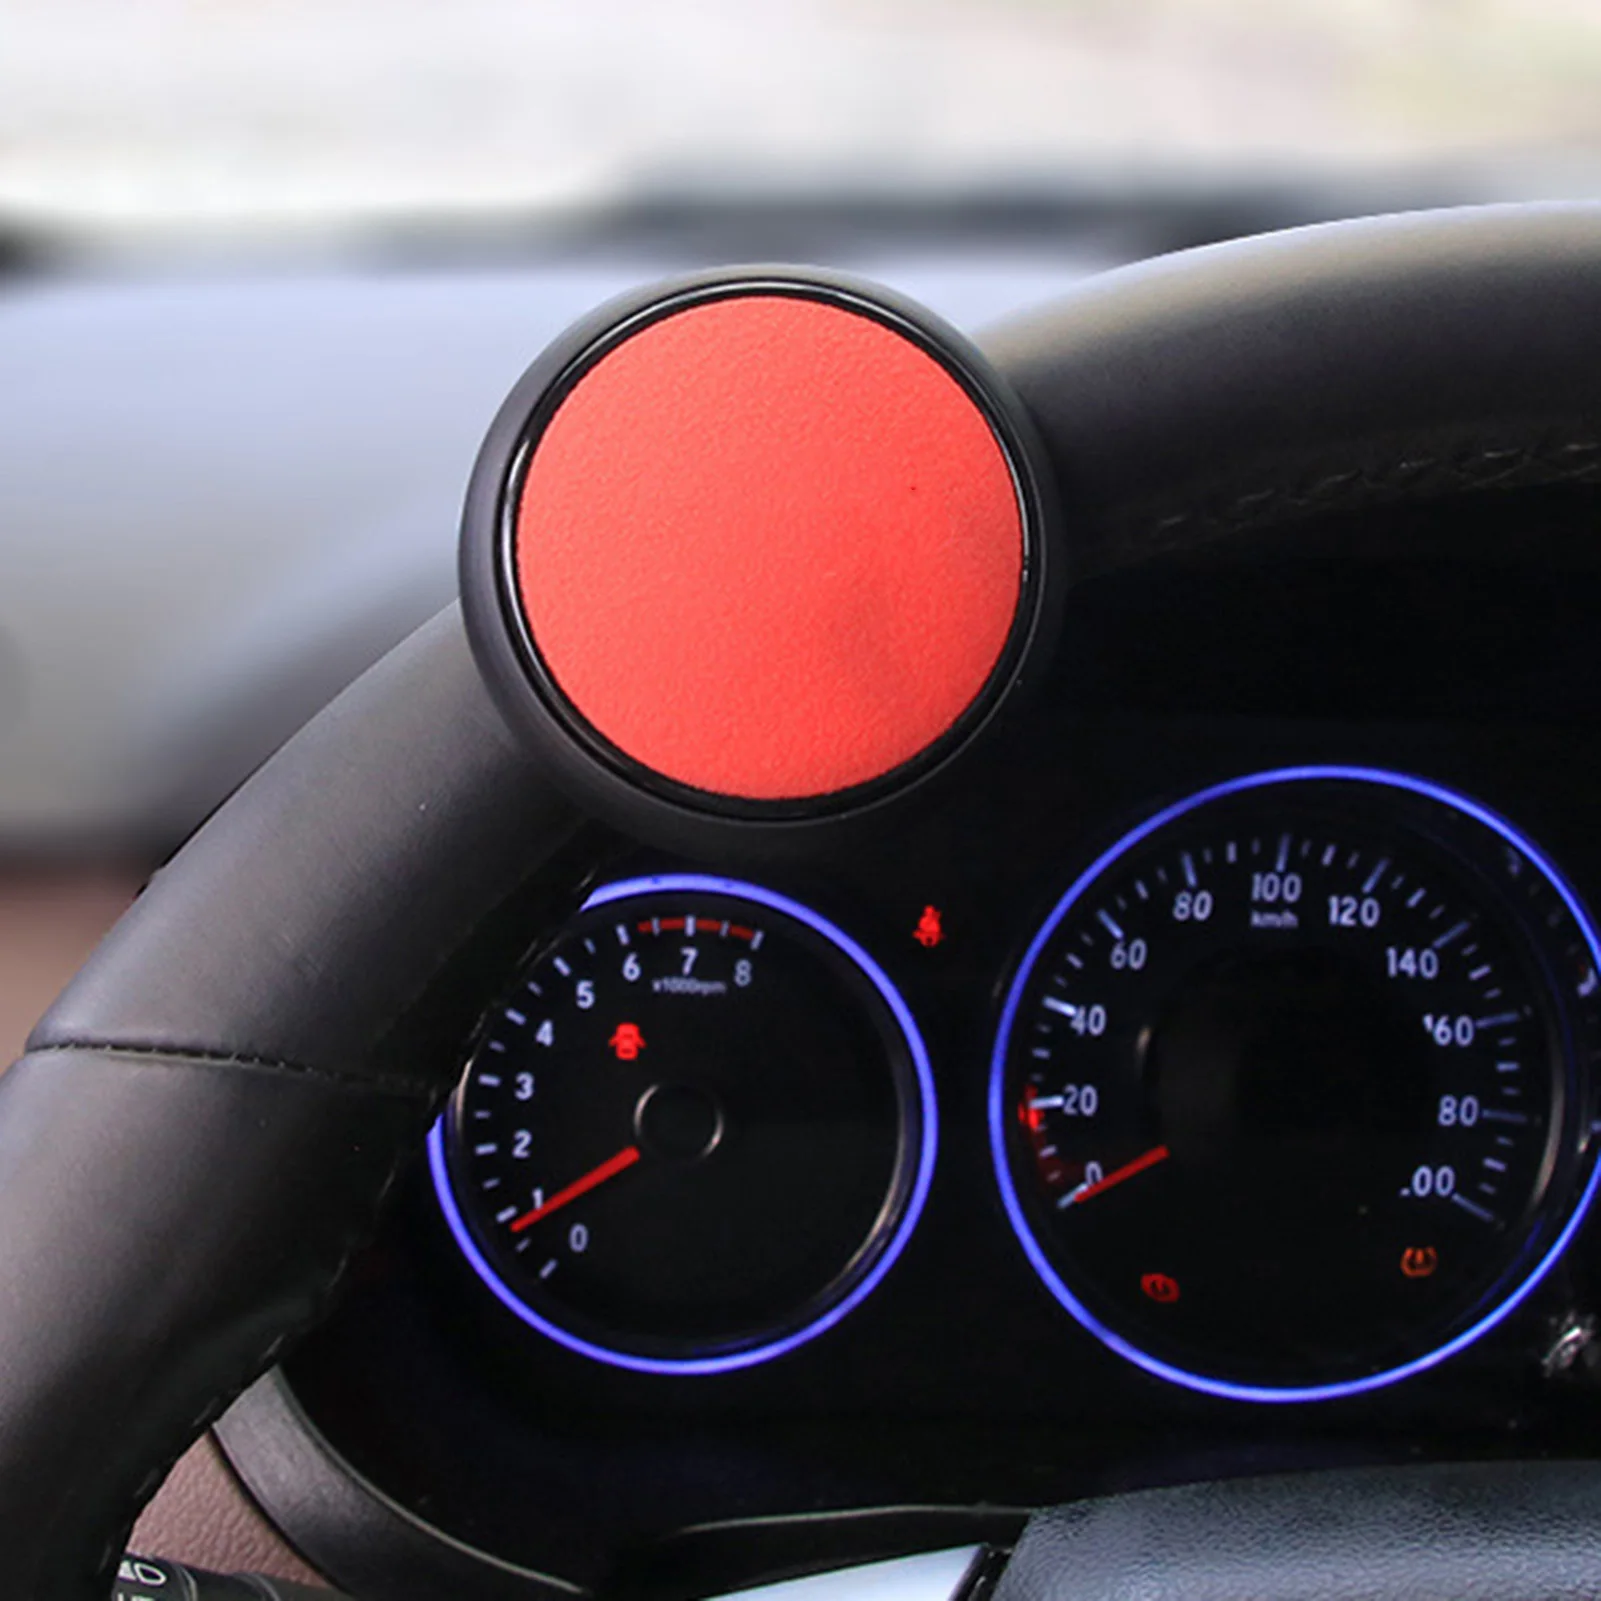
[461,269,1058,840]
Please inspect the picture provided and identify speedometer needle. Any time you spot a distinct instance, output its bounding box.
[1065,1144,1171,1206]
[509,1145,641,1233]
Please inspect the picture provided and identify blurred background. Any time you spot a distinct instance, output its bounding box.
[6,0,1601,1058]
[9,0,1601,234]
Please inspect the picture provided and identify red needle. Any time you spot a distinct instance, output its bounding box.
[1067,1144,1171,1206]
[509,1145,641,1233]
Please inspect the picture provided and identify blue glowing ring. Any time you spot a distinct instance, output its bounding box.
[432,872,937,1376]
[988,764,1601,1404]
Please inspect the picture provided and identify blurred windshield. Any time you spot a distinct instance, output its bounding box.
[7,0,1601,242]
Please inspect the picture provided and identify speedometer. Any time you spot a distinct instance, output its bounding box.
[991,767,1601,1402]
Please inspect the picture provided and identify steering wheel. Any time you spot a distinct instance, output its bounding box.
[9,202,1601,1601]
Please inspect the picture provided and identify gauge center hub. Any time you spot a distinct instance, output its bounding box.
[1148,946,1433,1171]
[635,1082,725,1163]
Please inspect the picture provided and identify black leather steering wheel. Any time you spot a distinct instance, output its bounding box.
[9,202,1601,1601]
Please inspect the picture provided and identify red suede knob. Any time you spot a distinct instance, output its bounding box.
[511,291,1027,803]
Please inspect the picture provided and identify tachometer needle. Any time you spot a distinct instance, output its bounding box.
[1065,1144,1171,1206]
[509,1145,642,1233]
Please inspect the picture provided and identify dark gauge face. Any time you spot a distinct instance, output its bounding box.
[991,768,1601,1402]
[432,875,935,1374]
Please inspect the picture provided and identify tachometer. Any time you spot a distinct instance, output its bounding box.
[432,874,934,1375]
[991,767,1601,1401]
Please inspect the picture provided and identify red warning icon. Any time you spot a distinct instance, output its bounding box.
[608,1022,646,1061]
[1140,1272,1182,1304]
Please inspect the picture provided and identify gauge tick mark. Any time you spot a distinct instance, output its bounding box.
[1450,1193,1498,1225]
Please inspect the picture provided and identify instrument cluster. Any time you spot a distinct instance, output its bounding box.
[433,769,1601,1404]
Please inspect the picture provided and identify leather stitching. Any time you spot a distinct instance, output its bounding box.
[83,1139,418,1596]
[22,1047,432,1590]
[23,1042,436,1101]
[1122,433,1601,561]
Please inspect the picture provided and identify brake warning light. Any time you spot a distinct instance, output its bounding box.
[1140,1272,1181,1304]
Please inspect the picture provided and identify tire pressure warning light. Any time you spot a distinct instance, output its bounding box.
[1401,1246,1440,1280]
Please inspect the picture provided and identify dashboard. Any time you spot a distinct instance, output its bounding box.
[216,490,1601,1600]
